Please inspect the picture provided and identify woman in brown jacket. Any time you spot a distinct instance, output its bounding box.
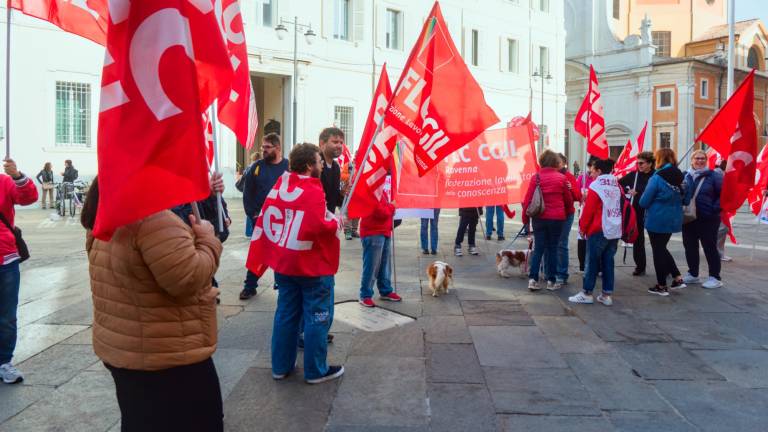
[81,178,224,432]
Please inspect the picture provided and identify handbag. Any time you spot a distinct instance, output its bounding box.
[42,182,54,191]
[683,177,705,224]
[0,212,30,263]
[526,174,546,218]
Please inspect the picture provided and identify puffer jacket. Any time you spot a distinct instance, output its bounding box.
[1,174,39,264]
[522,167,574,224]
[86,210,222,371]
[683,169,723,219]
[639,163,685,234]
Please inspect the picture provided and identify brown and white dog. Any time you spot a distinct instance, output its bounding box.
[496,249,531,278]
[427,261,454,297]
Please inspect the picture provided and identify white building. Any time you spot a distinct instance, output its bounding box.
[1,0,566,199]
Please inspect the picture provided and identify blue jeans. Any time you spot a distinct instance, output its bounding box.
[360,235,393,299]
[0,261,21,364]
[583,232,618,295]
[272,273,334,380]
[529,219,564,283]
[420,209,440,252]
[485,206,505,237]
[556,213,575,283]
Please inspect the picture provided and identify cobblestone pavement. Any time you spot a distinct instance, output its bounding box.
[1,203,768,431]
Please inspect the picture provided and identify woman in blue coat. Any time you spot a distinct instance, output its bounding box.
[681,150,724,289]
[639,148,687,296]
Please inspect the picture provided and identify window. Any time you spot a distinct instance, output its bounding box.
[334,106,354,146]
[613,0,620,19]
[700,79,709,99]
[333,0,351,41]
[659,132,672,148]
[657,89,673,110]
[55,81,91,148]
[507,38,519,73]
[539,46,550,75]
[261,0,274,27]
[747,46,760,69]
[385,9,402,50]
[537,0,549,13]
[471,29,479,66]
[652,31,671,58]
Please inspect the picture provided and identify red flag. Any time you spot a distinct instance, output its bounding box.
[202,111,214,168]
[247,172,341,277]
[613,122,648,178]
[697,70,758,217]
[348,65,398,218]
[337,143,352,170]
[383,2,498,176]
[747,144,768,215]
[93,0,234,239]
[10,0,108,45]
[722,211,737,244]
[574,66,609,159]
[214,0,258,149]
[706,147,721,170]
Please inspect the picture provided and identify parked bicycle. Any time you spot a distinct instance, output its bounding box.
[55,180,89,217]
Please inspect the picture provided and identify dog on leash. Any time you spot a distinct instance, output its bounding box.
[496,249,531,278]
[427,261,453,297]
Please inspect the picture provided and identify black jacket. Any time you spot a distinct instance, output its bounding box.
[171,194,230,243]
[459,207,483,218]
[321,160,342,213]
[619,169,654,214]
[62,166,78,182]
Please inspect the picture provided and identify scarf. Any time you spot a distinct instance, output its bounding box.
[687,167,708,182]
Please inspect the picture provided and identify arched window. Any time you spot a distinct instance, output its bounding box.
[747,46,761,70]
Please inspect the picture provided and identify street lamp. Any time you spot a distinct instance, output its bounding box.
[275,17,316,147]
[532,68,552,151]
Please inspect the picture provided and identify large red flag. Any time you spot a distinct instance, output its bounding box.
[10,0,108,45]
[214,0,258,149]
[574,66,609,159]
[348,65,398,218]
[747,144,768,215]
[382,2,498,177]
[93,0,234,239]
[706,147,721,170]
[613,121,647,178]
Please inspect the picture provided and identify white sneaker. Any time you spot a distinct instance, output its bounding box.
[528,279,541,291]
[721,255,733,262]
[702,277,723,289]
[547,281,563,291]
[597,294,613,306]
[0,363,23,384]
[468,246,479,256]
[454,247,463,257]
[569,291,594,304]
[682,273,701,284]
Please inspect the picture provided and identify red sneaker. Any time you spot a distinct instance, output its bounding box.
[359,298,375,308]
[379,292,402,302]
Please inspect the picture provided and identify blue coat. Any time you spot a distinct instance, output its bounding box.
[683,169,723,219]
[639,164,684,234]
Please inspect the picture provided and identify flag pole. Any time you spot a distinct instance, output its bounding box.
[5,1,11,159]
[726,0,735,98]
[391,217,397,292]
[209,103,225,233]
[340,113,385,214]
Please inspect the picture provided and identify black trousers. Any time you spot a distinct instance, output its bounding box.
[648,232,681,286]
[455,214,479,247]
[682,215,721,279]
[632,211,647,272]
[106,357,223,432]
[578,239,586,271]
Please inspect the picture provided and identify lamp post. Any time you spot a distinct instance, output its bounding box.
[275,17,316,148]
[532,67,552,151]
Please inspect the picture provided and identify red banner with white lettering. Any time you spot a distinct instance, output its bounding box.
[247,172,341,277]
[614,121,647,178]
[93,0,234,240]
[10,0,108,45]
[394,124,538,209]
[748,144,768,215]
[383,2,498,177]
[574,66,609,159]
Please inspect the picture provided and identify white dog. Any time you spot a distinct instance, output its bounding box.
[496,249,531,278]
[427,261,454,297]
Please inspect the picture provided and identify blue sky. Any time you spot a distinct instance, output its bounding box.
[735,0,768,26]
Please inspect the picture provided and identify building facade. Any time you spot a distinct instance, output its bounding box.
[565,0,768,170]
[0,0,566,200]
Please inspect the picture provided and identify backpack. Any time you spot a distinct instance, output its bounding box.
[621,196,639,244]
[525,174,545,218]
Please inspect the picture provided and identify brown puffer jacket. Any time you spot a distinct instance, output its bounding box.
[86,210,223,371]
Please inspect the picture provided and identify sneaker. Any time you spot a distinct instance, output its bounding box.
[0,363,23,384]
[272,369,293,380]
[359,298,375,308]
[485,235,492,240]
[380,292,403,302]
[528,279,541,291]
[239,287,257,300]
[454,247,463,257]
[344,231,353,240]
[421,249,430,255]
[568,291,594,304]
[547,281,564,291]
[648,285,670,297]
[351,232,360,238]
[682,273,700,284]
[597,294,613,306]
[702,277,723,289]
[632,269,646,276]
[430,250,437,255]
[670,279,687,290]
[497,235,505,241]
[306,365,345,385]
[468,246,479,255]
[721,255,733,262]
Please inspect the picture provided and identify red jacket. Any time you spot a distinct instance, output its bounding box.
[1,174,39,264]
[522,167,573,225]
[578,185,623,237]
[563,170,582,214]
[359,195,395,238]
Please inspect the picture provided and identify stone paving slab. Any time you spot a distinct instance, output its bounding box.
[14,323,89,364]
[35,298,94,326]
[421,316,472,344]
[470,326,568,369]
[420,292,463,316]
[426,343,484,384]
[572,307,671,343]
[691,349,768,388]
[704,312,768,347]
[17,344,99,387]
[427,383,497,432]
[348,323,424,358]
[216,311,274,350]
[613,342,724,381]
[533,316,613,354]
[606,411,698,432]
[212,348,260,400]
[497,415,614,432]
[0,385,51,425]
[461,300,535,326]
[654,319,762,350]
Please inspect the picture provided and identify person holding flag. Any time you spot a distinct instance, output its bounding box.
[680,150,724,289]
[619,151,655,276]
